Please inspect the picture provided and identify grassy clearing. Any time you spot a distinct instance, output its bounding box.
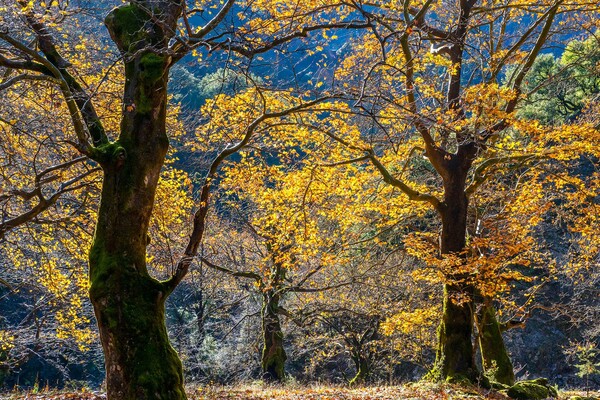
[192,382,506,399]
[2,383,599,399]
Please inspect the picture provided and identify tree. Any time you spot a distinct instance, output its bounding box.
[2,0,598,394]
[0,0,371,397]
[517,33,600,125]
[312,0,599,383]
[197,118,365,381]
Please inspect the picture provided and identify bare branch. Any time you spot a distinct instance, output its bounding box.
[200,257,262,282]
[0,73,59,90]
[367,151,442,209]
[0,165,99,240]
[189,0,236,40]
[218,21,371,58]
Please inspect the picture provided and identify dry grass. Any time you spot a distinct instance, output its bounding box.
[3,383,599,400]
[192,382,508,399]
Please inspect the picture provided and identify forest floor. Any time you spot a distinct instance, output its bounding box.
[3,383,599,399]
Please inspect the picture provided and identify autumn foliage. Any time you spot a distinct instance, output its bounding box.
[0,0,599,399]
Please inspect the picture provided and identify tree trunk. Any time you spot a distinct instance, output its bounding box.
[431,166,479,383]
[195,287,206,343]
[476,302,515,386]
[88,3,186,399]
[89,244,185,399]
[349,352,370,386]
[433,283,477,383]
[347,322,378,386]
[261,291,286,382]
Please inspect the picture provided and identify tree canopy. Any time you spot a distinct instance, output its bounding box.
[0,1,599,399]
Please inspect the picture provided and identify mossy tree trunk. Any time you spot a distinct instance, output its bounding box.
[347,321,379,386]
[411,0,480,384]
[434,283,477,383]
[88,2,186,399]
[431,149,479,384]
[349,351,370,385]
[261,289,287,382]
[476,301,515,385]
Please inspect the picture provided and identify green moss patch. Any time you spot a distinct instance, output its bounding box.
[140,53,166,83]
[89,142,126,166]
[507,378,558,399]
[105,4,148,52]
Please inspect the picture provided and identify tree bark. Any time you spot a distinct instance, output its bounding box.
[476,302,515,386]
[431,159,479,383]
[349,352,370,386]
[347,321,378,386]
[88,3,186,399]
[261,290,286,382]
[433,283,477,383]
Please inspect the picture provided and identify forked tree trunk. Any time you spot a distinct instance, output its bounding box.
[476,302,515,386]
[349,352,370,386]
[261,291,286,382]
[347,322,378,386]
[431,165,479,383]
[88,3,186,399]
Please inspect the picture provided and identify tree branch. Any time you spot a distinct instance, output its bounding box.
[165,95,338,293]
[200,257,262,282]
[367,151,442,209]
[189,0,236,40]
[15,6,108,146]
[0,73,59,90]
[0,165,98,240]
[503,2,563,116]
[216,21,371,58]
[0,32,94,154]
[465,154,547,195]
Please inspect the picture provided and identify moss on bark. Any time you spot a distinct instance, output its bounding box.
[89,224,186,399]
[137,53,167,113]
[429,174,481,385]
[105,4,171,115]
[349,356,370,386]
[140,53,167,83]
[477,303,515,386]
[89,142,126,166]
[429,284,479,384]
[104,5,149,53]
